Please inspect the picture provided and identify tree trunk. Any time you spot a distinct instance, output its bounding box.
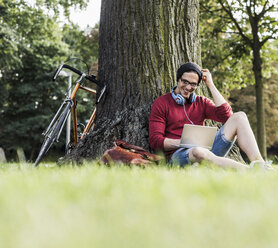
[249,11,267,159]
[69,0,243,163]
[253,47,267,159]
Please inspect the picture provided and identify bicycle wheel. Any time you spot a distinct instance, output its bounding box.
[34,103,71,166]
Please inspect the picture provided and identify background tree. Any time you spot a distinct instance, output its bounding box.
[200,0,278,159]
[229,40,278,160]
[70,0,243,163]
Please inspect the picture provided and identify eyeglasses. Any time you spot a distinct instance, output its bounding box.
[180,79,198,87]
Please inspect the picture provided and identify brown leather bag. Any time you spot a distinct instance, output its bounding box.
[101,140,161,165]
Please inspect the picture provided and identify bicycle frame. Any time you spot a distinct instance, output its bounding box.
[53,64,106,147]
[71,82,97,145]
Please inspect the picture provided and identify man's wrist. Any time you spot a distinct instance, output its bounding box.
[164,138,180,151]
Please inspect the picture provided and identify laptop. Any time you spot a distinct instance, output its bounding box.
[179,124,218,149]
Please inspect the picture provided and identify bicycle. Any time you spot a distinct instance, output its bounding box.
[34,64,106,166]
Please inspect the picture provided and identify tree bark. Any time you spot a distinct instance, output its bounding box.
[69,0,243,162]
[253,44,267,159]
[249,11,267,159]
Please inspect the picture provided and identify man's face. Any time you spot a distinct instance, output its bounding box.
[176,72,199,99]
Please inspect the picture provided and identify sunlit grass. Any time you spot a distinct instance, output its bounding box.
[0,162,278,248]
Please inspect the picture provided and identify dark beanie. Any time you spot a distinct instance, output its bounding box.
[176,62,202,84]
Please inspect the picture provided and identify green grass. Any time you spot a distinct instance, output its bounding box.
[1,162,278,248]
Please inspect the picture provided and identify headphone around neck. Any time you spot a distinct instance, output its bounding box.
[171,86,196,105]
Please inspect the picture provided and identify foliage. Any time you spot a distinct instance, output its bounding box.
[62,23,99,69]
[27,0,89,17]
[0,1,68,158]
[1,163,278,247]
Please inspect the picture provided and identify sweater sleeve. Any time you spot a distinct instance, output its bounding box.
[204,98,233,123]
[148,98,167,151]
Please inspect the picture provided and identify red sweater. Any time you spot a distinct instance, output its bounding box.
[149,93,233,157]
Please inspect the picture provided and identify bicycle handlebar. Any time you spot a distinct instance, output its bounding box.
[53,64,106,103]
[53,64,104,88]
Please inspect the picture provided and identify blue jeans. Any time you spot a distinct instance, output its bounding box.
[170,125,235,167]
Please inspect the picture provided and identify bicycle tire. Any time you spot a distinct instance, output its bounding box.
[34,103,71,166]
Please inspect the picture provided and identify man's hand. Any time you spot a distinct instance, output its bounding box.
[201,68,226,106]
[201,69,214,88]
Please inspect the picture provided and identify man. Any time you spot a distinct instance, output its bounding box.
[149,62,272,170]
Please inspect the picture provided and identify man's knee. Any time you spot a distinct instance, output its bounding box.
[189,147,211,162]
[229,111,248,123]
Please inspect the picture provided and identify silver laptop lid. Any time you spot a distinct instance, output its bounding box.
[179,124,218,149]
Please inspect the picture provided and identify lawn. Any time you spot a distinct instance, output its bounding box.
[0,162,278,248]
